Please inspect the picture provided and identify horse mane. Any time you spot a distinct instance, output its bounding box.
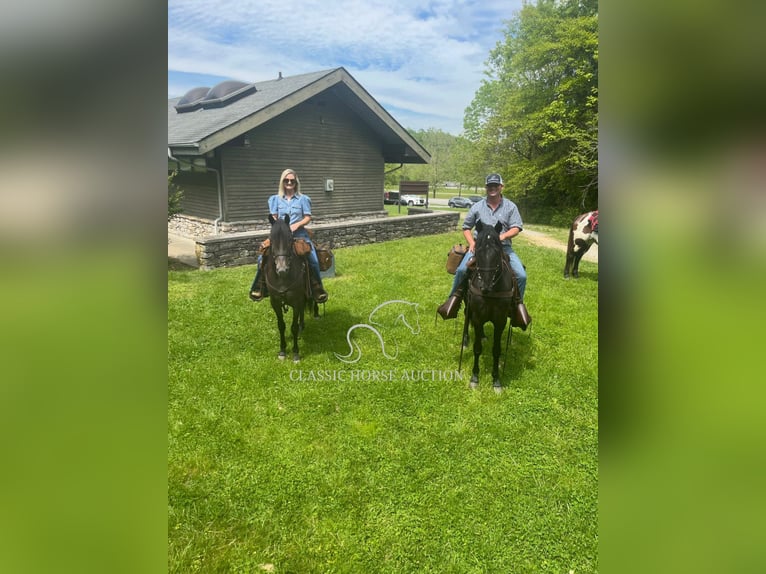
[269,213,293,254]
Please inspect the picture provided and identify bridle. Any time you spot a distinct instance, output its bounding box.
[473,234,503,291]
[471,233,514,299]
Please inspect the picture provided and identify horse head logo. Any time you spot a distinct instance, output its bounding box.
[335,300,421,364]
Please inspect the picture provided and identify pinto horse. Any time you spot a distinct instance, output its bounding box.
[264,214,311,362]
[564,210,598,278]
[462,220,516,392]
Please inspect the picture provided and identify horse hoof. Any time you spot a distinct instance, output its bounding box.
[469,376,479,390]
[292,354,300,363]
[493,384,503,394]
[278,352,286,360]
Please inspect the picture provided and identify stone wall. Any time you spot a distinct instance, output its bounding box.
[169,210,389,238]
[194,211,460,270]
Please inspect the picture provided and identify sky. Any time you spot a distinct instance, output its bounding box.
[168,0,524,136]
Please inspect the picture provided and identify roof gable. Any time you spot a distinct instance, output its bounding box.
[168,67,429,164]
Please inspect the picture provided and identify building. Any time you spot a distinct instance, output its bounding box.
[168,67,430,237]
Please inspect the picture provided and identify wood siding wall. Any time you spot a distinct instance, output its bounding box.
[172,171,219,220]
[220,96,385,222]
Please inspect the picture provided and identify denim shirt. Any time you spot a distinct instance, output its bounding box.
[268,193,313,239]
[462,198,523,247]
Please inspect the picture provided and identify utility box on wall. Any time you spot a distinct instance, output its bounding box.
[325,179,334,192]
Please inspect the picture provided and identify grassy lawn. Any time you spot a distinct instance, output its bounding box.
[168,231,598,572]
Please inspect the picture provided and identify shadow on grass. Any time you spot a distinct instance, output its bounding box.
[168,258,198,272]
[567,271,599,282]
[449,320,534,389]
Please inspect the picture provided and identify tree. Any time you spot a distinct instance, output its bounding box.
[168,171,184,221]
[385,128,463,193]
[464,0,598,222]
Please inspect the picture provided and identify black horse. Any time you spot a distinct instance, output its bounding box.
[264,214,311,362]
[462,220,516,392]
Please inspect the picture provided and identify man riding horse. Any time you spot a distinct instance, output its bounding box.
[437,173,529,326]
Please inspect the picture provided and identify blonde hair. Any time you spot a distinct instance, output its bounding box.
[278,168,301,198]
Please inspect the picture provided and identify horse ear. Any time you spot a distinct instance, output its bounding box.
[494,222,502,234]
[475,220,484,232]
[268,214,276,225]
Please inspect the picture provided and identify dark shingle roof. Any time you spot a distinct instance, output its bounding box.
[168,67,429,164]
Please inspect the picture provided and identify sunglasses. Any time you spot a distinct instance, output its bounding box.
[283,178,296,185]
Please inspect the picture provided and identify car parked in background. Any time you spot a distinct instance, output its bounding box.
[399,194,426,206]
[383,190,400,205]
[447,196,474,208]
[468,195,484,204]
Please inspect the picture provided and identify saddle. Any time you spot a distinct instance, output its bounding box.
[587,211,599,232]
[258,237,312,258]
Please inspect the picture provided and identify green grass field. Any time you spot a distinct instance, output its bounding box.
[168,231,598,572]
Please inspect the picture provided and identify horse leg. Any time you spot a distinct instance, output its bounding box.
[462,304,471,349]
[470,324,484,389]
[291,304,303,363]
[273,303,287,360]
[491,321,504,393]
[564,248,574,279]
[572,243,590,278]
[564,228,575,278]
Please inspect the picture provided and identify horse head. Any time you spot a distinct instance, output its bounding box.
[269,213,294,275]
[473,220,504,294]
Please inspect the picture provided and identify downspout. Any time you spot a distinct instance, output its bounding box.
[208,164,223,235]
[168,148,224,235]
[385,163,404,214]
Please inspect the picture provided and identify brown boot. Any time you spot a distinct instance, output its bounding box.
[437,288,464,320]
[249,275,267,302]
[510,302,532,330]
[310,269,329,303]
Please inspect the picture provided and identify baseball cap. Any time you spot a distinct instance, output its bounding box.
[485,173,503,185]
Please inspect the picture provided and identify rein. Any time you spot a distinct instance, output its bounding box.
[470,247,515,300]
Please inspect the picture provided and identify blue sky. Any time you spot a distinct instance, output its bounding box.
[168,0,524,135]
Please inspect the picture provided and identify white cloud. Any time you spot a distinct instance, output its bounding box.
[168,0,522,134]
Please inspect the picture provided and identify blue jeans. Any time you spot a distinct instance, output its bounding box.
[449,246,526,302]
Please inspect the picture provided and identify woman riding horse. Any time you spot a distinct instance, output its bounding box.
[250,168,328,303]
[263,214,310,362]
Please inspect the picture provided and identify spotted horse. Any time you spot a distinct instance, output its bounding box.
[564,210,598,279]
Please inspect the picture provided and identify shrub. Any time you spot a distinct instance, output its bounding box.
[168,171,184,221]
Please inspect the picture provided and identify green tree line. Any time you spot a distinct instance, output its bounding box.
[388,0,597,226]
